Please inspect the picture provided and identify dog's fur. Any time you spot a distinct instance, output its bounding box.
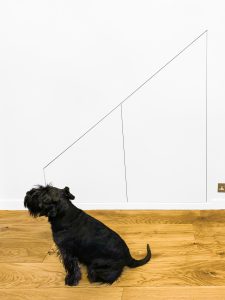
[24,185,151,286]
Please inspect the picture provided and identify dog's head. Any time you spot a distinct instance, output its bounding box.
[24,185,75,218]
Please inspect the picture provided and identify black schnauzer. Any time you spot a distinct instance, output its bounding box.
[24,185,151,286]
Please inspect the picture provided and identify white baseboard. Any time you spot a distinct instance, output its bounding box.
[1,198,225,210]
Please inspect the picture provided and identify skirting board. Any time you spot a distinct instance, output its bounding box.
[1,199,225,210]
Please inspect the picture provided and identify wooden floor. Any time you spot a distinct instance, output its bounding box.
[1,210,225,299]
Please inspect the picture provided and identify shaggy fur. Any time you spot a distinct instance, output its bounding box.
[24,185,151,286]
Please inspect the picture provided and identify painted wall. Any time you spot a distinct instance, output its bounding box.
[0,0,224,208]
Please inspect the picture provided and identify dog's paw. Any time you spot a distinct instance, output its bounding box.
[65,272,81,286]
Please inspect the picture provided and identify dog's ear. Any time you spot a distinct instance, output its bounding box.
[64,186,75,200]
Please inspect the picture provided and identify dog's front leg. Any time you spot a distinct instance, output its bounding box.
[60,251,81,286]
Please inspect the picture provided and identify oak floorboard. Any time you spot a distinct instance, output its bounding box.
[0,288,123,300]
[87,210,201,225]
[44,240,210,264]
[0,223,52,240]
[0,239,52,262]
[122,287,225,299]
[0,211,47,225]
[1,260,225,289]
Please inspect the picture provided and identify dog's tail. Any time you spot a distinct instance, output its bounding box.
[126,244,151,268]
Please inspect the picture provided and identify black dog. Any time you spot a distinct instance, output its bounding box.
[24,185,151,286]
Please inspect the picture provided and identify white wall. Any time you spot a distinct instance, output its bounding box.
[0,0,225,209]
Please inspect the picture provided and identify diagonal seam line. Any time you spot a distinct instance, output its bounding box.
[43,29,207,170]
[120,104,129,202]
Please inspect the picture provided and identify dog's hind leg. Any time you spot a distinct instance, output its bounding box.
[87,258,124,284]
[60,250,81,286]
